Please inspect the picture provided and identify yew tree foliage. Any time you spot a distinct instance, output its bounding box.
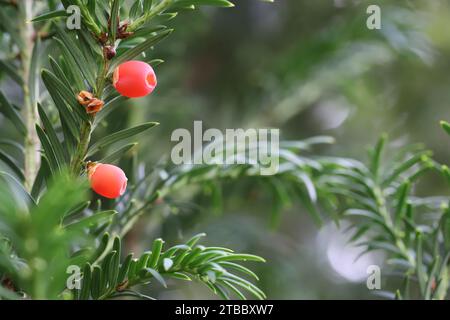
[0,0,271,300]
[0,0,449,300]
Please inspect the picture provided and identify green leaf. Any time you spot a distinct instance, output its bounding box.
[102,253,117,293]
[54,25,96,88]
[118,254,133,284]
[113,236,122,256]
[136,252,151,272]
[65,201,91,218]
[160,244,190,260]
[92,0,109,31]
[172,249,192,268]
[143,0,153,12]
[87,0,96,14]
[297,185,322,227]
[0,139,23,154]
[0,59,23,86]
[91,233,110,262]
[108,238,122,287]
[36,125,61,173]
[90,265,102,299]
[186,233,207,247]
[442,204,450,251]
[163,258,173,271]
[169,3,195,11]
[148,238,164,269]
[180,246,204,267]
[31,9,68,22]
[221,280,246,300]
[394,181,410,226]
[127,259,138,280]
[53,40,86,92]
[49,56,75,94]
[416,233,427,297]
[166,272,191,281]
[441,121,450,136]
[142,268,167,288]
[110,0,120,42]
[109,29,173,72]
[0,171,35,205]
[37,104,67,165]
[30,157,50,200]
[98,143,137,163]
[93,96,128,128]
[65,210,117,231]
[110,290,154,300]
[370,133,387,181]
[383,151,431,187]
[130,0,143,19]
[129,24,167,38]
[0,91,26,136]
[148,58,164,66]
[205,282,223,298]
[0,148,24,180]
[175,0,235,7]
[211,254,266,263]
[60,119,78,155]
[219,273,266,300]
[188,250,225,267]
[31,171,89,227]
[41,69,86,132]
[87,122,159,157]
[29,38,41,107]
[296,172,317,202]
[344,209,396,240]
[79,263,92,300]
[220,262,259,281]
[77,27,103,59]
[424,256,440,300]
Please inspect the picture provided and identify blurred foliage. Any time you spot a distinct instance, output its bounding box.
[133,0,450,299]
[2,0,450,300]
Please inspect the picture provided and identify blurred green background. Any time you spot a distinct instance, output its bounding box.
[3,0,450,299]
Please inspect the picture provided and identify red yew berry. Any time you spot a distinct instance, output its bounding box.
[88,163,128,199]
[113,61,157,98]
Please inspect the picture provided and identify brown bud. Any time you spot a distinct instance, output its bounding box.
[77,90,94,106]
[118,21,130,33]
[86,98,105,114]
[98,32,109,45]
[116,280,129,292]
[103,45,116,60]
[86,161,99,179]
[117,21,133,40]
[118,31,134,39]
[77,91,105,115]
[1,278,16,292]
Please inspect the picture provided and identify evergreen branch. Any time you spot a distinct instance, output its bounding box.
[74,234,265,300]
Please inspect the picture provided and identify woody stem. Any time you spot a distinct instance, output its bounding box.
[70,55,110,176]
[19,0,40,191]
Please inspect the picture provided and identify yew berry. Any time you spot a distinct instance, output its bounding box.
[113,61,157,98]
[88,163,128,199]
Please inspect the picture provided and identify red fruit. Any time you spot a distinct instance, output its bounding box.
[88,163,128,199]
[113,61,157,98]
